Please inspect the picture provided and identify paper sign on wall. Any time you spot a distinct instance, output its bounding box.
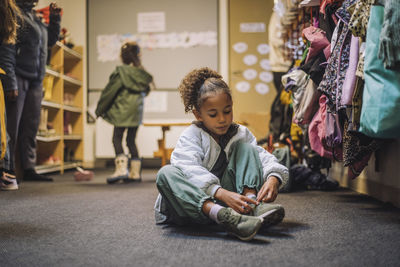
[255,83,270,95]
[257,44,270,55]
[243,54,258,66]
[233,42,248,53]
[260,59,271,70]
[138,12,166,33]
[243,69,257,80]
[235,81,250,93]
[97,31,217,62]
[259,71,273,83]
[240,23,266,33]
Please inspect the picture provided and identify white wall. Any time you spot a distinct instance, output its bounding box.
[218,0,229,80]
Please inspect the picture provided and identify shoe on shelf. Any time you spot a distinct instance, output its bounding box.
[217,207,263,241]
[0,170,19,190]
[23,169,53,182]
[107,154,129,184]
[249,202,285,228]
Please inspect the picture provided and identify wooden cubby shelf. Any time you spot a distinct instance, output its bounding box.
[42,100,62,109]
[36,42,84,174]
[37,135,62,142]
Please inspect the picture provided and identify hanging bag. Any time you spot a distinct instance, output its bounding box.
[293,78,321,125]
[359,5,400,138]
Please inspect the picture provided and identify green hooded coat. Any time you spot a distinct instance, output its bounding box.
[95,65,153,127]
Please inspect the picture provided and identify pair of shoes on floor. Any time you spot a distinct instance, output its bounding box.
[217,204,285,241]
[23,169,53,182]
[0,170,18,191]
[106,155,142,184]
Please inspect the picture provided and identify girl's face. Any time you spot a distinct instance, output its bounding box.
[194,92,233,140]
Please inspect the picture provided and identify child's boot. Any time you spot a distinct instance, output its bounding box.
[124,158,142,182]
[107,154,129,184]
[217,207,263,241]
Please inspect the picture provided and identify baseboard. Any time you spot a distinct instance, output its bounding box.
[331,163,400,208]
[94,157,163,169]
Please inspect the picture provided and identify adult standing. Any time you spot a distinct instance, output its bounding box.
[0,0,61,182]
[0,0,21,190]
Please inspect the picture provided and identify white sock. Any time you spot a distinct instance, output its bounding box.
[246,193,256,200]
[209,204,224,224]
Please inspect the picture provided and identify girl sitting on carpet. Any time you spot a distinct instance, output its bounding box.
[154,67,288,241]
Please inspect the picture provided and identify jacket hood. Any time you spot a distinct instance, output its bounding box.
[116,65,152,91]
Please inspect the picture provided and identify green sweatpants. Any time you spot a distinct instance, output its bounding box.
[156,142,264,225]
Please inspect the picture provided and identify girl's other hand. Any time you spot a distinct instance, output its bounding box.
[215,188,258,214]
[256,176,280,203]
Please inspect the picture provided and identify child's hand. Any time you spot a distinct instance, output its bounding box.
[215,188,258,214]
[256,176,280,203]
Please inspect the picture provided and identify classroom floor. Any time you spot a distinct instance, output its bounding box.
[0,168,399,266]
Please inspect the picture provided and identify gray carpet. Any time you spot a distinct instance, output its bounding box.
[0,168,399,267]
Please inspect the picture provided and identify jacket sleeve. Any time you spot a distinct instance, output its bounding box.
[47,12,61,47]
[95,72,122,118]
[243,127,289,189]
[47,13,61,48]
[0,43,17,92]
[170,131,221,197]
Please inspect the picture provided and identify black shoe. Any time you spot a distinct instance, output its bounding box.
[24,169,53,182]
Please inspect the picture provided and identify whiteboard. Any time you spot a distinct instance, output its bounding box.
[88,0,218,90]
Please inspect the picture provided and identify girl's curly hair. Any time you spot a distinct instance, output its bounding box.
[120,42,141,67]
[179,67,231,113]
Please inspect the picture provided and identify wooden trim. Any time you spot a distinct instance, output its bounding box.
[332,163,400,208]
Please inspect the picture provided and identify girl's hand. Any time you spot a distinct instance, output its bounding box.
[215,188,258,214]
[256,176,280,203]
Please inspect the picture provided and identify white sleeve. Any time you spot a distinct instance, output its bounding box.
[244,127,289,188]
[170,132,221,197]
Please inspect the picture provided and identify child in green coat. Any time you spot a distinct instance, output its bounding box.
[95,42,154,184]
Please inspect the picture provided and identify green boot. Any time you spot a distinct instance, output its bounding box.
[217,207,263,241]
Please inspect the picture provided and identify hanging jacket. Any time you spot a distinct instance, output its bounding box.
[0,4,61,91]
[95,65,153,127]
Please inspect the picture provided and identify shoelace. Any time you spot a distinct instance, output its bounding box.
[220,209,240,225]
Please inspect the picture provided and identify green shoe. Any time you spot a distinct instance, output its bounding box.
[250,202,285,227]
[217,207,263,241]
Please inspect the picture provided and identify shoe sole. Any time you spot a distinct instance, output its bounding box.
[0,185,18,191]
[257,207,285,227]
[106,175,128,184]
[228,218,263,242]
